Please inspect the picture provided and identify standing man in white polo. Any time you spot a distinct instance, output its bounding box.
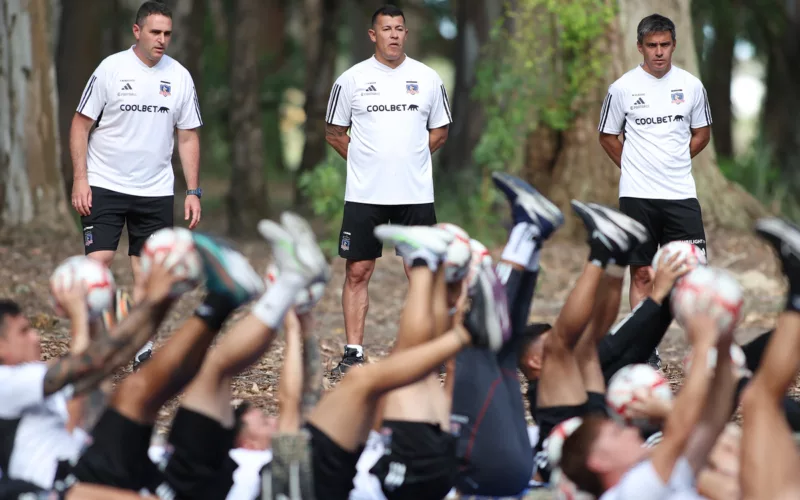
[70,1,203,369]
[325,4,452,375]
[598,13,712,369]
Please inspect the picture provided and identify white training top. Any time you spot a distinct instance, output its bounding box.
[326,55,453,205]
[0,363,82,489]
[77,46,202,197]
[600,457,698,500]
[598,65,712,200]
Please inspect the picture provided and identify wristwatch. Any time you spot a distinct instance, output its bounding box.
[186,188,203,199]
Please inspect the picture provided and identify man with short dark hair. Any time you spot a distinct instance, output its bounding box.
[598,13,713,369]
[325,4,453,375]
[70,0,204,368]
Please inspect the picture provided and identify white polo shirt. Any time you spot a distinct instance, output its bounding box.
[598,65,712,200]
[326,55,453,205]
[600,457,699,500]
[0,363,82,489]
[77,46,203,197]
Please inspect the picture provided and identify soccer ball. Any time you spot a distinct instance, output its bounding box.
[545,416,584,467]
[652,241,707,272]
[50,256,116,319]
[606,364,673,426]
[552,468,594,500]
[467,238,493,289]
[683,344,750,378]
[435,223,472,283]
[265,264,325,314]
[139,228,203,297]
[670,266,744,336]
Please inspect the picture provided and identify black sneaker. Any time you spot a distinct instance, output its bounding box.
[572,201,649,265]
[647,348,662,371]
[331,347,364,376]
[133,348,152,371]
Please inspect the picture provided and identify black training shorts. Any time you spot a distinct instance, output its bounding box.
[81,186,174,257]
[338,202,436,261]
[618,197,707,267]
[305,422,363,500]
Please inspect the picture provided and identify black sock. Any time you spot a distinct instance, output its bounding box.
[787,278,800,313]
[411,257,429,269]
[588,240,612,268]
[194,292,238,331]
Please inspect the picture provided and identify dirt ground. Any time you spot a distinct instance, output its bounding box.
[0,221,791,497]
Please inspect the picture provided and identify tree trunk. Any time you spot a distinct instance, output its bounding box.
[56,0,110,197]
[702,1,738,159]
[762,0,800,190]
[295,0,343,205]
[226,0,268,237]
[349,0,373,63]
[259,0,288,177]
[438,0,499,176]
[0,0,72,230]
[523,0,765,238]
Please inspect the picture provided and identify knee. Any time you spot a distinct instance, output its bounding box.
[631,266,653,287]
[345,260,375,286]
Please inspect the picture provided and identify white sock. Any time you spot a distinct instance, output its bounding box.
[136,341,154,359]
[501,223,540,269]
[528,249,541,272]
[252,273,305,329]
[345,344,364,357]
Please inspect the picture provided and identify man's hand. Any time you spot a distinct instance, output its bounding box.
[628,388,674,422]
[684,314,719,349]
[52,280,89,324]
[143,261,182,302]
[184,195,201,229]
[71,179,92,216]
[651,252,693,304]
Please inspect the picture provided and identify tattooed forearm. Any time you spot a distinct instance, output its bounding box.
[324,124,350,160]
[43,300,170,396]
[300,336,322,417]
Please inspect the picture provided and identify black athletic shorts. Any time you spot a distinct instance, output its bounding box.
[69,408,160,491]
[618,197,707,267]
[369,421,458,500]
[305,422,363,500]
[153,407,238,500]
[338,201,437,261]
[82,186,174,257]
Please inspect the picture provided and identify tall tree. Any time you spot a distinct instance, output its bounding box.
[56,0,112,196]
[479,0,765,239]
[258,0,288,177]
[0,0,72,230]
[295,0,344,204]
[226,0,268,237]
[439,0,500,175]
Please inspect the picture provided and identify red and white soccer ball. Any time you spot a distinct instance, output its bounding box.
[670,266,744,336]
[551,468,594,500]
[606,364,673,426]
[467,238,493,289]
[652,241,707,273]
[139,228,203,296]
[545,416,584,467]
[683,344,750,378]
[435,223,472,283]
[50,256,116,319]
[265,264,325,314]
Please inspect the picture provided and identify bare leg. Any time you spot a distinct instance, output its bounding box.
[393,266,436,351]
[629,265,653,310]
[342,259,375,346]
[307,325,471,452]
[130,255,146,303]
[740,311,800,499]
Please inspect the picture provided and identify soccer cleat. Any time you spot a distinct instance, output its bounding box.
[491,172,564,240]
[647,349,663,371]
[462,265,512,352]
[755,218,800,277]
[571,201,648,264]
[373,225,454,258]
[331,347,365,377]
[258,212,330,285]
[587,203,649,247]
[133,347,152,372]
[192,233,265,305]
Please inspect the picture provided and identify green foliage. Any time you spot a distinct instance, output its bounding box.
[473,0,615,174]
[297,155,347,257]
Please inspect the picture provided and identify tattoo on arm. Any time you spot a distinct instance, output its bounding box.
[325,124,350,160]
[300,336,322,417]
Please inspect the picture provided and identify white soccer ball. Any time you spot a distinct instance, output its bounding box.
[467,238,493,289]
[265,264,325,314]
[670,266,744,336]
[50,256,116,319]
[139,228,203,297]
[435,223,472,283]
[606,364,673,426]
[683,344,750,378]
[545,416,584,467]
[652,241,707,272]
